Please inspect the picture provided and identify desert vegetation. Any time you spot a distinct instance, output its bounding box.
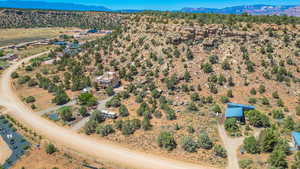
[7,8,300,168]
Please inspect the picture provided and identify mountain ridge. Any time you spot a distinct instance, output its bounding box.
[0,0,110,11]
[180,4,299,16]
[0,0,299,16]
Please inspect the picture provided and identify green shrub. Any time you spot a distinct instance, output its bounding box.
[119,104,129,117]
[239,159,253,169]
[224,118,239,132]
[198,132,213,150]
[105,86,115,96]
[243,136,260,154]
[213,145,227,158]
[25,96,35,103]
[46,143,57,154]
[157,131,176,151]
[181,136,198,153]
[11,72,19,79]
[96,125,114,136]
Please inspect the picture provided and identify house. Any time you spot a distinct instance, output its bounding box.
[225,103,255,122]
[96,72,120,88]
[292,131,300,150]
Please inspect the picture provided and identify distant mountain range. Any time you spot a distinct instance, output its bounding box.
[181,5,300,16]
[0,1,299,17]
[0,0,110,11]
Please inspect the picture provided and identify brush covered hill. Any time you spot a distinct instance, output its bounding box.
[0,8,121,29]
[7,9,300,168]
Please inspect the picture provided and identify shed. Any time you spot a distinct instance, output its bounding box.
[292,131,300,150]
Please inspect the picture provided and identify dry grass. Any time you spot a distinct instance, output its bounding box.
[0,27,72,47]
[0,136,12,165]
[11,142,115,169]
[16,45,55,58]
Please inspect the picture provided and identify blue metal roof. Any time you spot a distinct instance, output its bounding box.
[227,102,255,110]
[292,132,300,146]
[225,107,244,118]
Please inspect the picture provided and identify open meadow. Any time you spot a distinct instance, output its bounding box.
[0,27,73,47]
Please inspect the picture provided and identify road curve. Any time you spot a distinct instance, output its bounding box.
[0,52,216,169]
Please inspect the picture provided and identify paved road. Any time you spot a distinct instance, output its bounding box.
[0,52,216,169]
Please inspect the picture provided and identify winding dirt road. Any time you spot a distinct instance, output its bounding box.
[0,52,216,169]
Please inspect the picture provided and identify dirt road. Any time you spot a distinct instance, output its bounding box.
[0,52,216,169]
[217,124,243,169]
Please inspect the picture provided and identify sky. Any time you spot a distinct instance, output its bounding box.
[9,0,300,10]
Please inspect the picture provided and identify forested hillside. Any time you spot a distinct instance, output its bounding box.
[0,9,122,29]
[4,8,300,169]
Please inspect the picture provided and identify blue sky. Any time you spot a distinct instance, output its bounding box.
[11,0,300,10]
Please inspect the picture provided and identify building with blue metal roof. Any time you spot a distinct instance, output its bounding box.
[227,103,255,111]
[292,131,300,150]
[225,103,255,122]
[225,107,243,118]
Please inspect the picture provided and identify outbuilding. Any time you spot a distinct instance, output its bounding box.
[225,102,255,122]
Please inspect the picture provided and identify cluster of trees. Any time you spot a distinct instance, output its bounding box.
[180,132,214,153]
[243,128,290,169]
[58,106,73,122]
[246,110,270,128]
[78,92,97,107]
[157,130,226,158]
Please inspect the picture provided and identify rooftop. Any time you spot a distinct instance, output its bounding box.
[225,107,244,118]
[227,102,255,110]
[292,131,300,146]
[97,72,117,82]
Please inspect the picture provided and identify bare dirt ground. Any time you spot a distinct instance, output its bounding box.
[0,136,12,165]
[12,143,113,169]
[0,52,216,169]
